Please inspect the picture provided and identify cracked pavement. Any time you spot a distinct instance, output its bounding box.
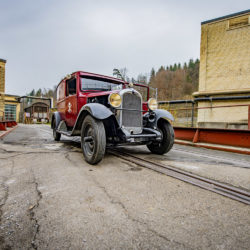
[0,124,249,249]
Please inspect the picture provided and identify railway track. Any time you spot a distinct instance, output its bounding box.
[108,149,250,205]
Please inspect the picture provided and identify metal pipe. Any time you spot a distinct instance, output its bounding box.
[194,95,250,102]
[159,100,194,104]
[168,103,250,112]
[159,95,250,105]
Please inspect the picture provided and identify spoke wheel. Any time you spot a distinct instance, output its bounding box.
[81,115,106,164]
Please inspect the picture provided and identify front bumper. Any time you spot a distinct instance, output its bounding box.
[120,127,162,143]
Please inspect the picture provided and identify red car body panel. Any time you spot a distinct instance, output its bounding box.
[56,71,149,127]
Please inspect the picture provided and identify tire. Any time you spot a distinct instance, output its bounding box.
[81,115,106,165]
[147,119,174,155]
[53,119,61,141]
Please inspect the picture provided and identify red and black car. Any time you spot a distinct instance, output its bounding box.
[52,71,174,164]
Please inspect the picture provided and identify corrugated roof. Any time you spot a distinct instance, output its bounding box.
[201,9,250,25]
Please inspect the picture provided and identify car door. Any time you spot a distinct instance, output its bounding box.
[65,77,78,127]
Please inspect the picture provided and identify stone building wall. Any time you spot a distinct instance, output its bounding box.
[0,59,6,120]
[195,10,250,129]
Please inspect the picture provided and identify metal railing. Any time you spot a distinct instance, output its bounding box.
[159,99,250,130]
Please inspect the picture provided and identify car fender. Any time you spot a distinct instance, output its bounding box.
[80,103,113,120]
[144,109,174,128]
[71,103,114,136]
[51,112,61,129]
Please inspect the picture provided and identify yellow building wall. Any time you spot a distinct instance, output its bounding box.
[197,100,249,129]
[0,60,6,120]
[4,95,20,122]
[196,11,250,128]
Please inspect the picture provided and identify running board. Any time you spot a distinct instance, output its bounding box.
[57,130,72,137]
[57,121,73,136]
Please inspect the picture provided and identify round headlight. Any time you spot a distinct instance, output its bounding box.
[109,93,122,108]
[148,98,158,110]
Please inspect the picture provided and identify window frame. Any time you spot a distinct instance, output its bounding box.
[66,77,77,96]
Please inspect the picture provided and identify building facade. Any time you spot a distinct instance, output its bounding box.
[194,10,250,129]
[0,58,52,123]
[0,59,6,121]
[0,58,21,122]
[18,96,51,123]
[4,94,21,122]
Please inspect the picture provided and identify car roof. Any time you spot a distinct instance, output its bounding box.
[56,71,149,89]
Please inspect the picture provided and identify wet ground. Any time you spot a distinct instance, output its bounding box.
[0,124,249,249]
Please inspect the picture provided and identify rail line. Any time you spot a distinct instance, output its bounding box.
[108,149,250,205]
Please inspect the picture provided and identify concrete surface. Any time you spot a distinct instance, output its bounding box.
[120,143,250,190]
[0,124,249,249]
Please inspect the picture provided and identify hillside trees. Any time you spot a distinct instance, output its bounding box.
[27,58,199,106]
[149,59,199,100]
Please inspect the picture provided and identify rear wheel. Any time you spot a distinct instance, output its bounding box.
[53,119,61,141]
[81,115,106,164]
[147,119,174,155]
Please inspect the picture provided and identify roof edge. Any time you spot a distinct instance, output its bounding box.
[5,94,20,97]
[0,58,7,63]
[18,95,52,100]
[201,9,250,25]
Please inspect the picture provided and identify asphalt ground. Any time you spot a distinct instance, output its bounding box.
[0,124,249,249]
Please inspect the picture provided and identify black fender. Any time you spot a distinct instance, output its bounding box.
[71,103,114,136]
[51,112,61,129]
[144,109,174,128]
[80,103,113,120]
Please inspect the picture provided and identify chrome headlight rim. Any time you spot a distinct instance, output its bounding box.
[148,98,158,111]
[108,93,122,108]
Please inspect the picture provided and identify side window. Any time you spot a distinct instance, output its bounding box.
[57,81,66,101]
[66,78,76,96]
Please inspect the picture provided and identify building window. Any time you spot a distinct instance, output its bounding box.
[228,15,249,30]
[4,104,16,121]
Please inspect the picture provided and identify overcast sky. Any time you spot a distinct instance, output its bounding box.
[0,0,249,95]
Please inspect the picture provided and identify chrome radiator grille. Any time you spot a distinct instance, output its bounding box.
[121,92,142,133]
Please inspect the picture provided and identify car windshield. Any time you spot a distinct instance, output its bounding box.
[81,77,123,91]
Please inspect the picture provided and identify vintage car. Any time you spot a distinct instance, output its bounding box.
[52,71,174,164]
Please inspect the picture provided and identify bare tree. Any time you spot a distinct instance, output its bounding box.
[113,67,129,81]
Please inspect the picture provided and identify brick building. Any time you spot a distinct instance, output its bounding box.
[194,10,250,129]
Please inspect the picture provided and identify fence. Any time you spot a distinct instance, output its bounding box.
[159,99,250,130]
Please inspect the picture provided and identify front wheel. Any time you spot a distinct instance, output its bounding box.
[147,119,174,155]
[53,119,61,141]
[81,115,106,165]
